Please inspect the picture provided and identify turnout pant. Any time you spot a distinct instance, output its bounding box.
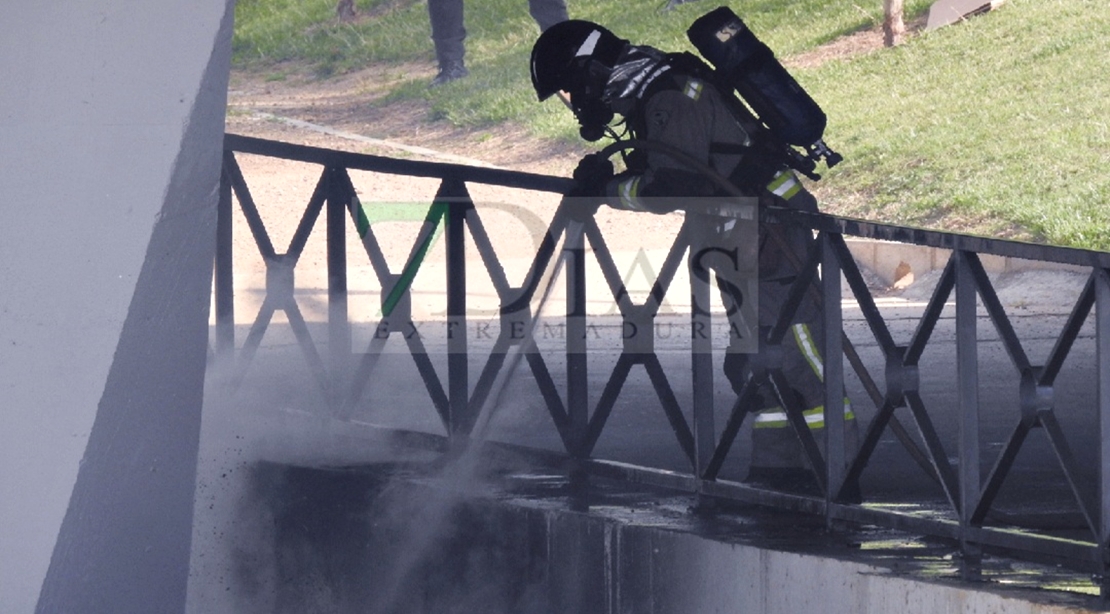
[711,182,859,472]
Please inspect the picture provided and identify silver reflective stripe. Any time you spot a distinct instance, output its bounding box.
[684,79,703,101]
[754,408,825,426]
[619,177,642,210]
[753,400,855,429]
[793,323,824,380]
[576,30,601,57]
[626,64,671,100]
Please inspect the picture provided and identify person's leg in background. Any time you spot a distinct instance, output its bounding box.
[427,0,468,86]
[430,0,566,86]
[528,0,568,31]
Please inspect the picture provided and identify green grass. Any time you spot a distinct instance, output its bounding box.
[233,0,435,74]
[233,0,1110,249]
[809,0,1110,247]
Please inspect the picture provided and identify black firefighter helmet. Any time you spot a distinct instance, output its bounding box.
[530,20,628,140]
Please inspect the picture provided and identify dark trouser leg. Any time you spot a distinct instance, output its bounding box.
[740,182,860,480]
[528,0,568,31]
[427,0,466,70]
[746,293,860,476]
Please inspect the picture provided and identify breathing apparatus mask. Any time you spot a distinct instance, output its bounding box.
[562,62,615,141]
[530,21,627,141]
[572,99,613,142]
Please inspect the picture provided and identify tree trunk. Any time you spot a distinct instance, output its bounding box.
[883,0,906,47]
[337,0,357,21]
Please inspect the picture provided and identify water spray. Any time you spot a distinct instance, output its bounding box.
[368,213,577,614]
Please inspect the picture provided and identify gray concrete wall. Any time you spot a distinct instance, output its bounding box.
[0,2,234,612]
[221,463,1101,613]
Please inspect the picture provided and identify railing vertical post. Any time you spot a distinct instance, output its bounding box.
[1097,267,1110,598]
[955,250,983,579]
[214,152,235,360]
[566,221,589,463]
[445,188,469,436]
[689,237,715,489]
[821,233,845,511]
[326,166,351,405]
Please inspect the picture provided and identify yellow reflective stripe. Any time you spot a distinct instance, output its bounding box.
[753,399,855,429]
[618,176,642,210]
[684,78,704,101]
[767,171,801,199]
[792,323,824,381]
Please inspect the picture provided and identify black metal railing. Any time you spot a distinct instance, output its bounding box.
[215,133,1110,592]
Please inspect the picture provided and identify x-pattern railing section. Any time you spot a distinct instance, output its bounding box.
[217,133,1110,589]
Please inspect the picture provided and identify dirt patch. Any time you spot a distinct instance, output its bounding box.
[786,28,887,70]
[225,18,924,175]
[786,16,928,69]
[227,62,586,177]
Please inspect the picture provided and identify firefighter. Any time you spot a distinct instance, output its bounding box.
[529,20,858,494]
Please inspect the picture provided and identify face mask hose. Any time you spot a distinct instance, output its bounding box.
[556,91,618,142]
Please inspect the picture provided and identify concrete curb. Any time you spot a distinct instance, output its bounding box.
[240,110,505,169]
[844,237,1089,287]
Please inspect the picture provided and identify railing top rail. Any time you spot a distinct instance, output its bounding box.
[782,208,1110,269]
[225,133,1110,269]
[224,133,573,194]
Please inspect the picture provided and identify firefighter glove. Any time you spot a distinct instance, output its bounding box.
[563,153,614,221]
[571,153,614,197]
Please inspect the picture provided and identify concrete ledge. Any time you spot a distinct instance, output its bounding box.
[202,462,1103,613]
[844,238,1089,287]
[1,2,234,612]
